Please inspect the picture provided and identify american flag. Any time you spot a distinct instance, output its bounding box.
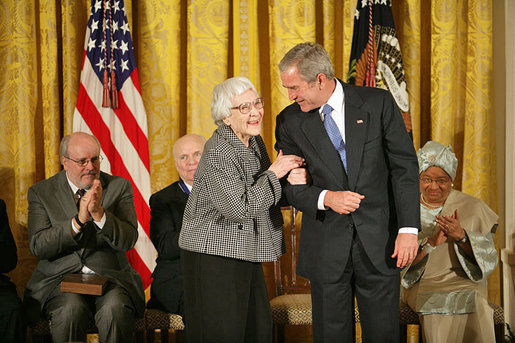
[347,0,412,134]
[73,0,156,289]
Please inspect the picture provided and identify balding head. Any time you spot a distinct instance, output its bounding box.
[173,134,206,185]
[61,132,102,189]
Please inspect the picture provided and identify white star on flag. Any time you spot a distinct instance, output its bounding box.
[95,57,104,71]
[121,22,129,35]
[88,38,96,51]
[90,19,98,33]
[112,20,119,33]
[121,59,129,72]
[120,41,129,55]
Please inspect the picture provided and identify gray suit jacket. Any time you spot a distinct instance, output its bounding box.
[276,81,420,282]
[179,124,285,262]
[24,171,145,322]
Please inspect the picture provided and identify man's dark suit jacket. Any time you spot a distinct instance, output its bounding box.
[0,198,17,285]
[147,181,187,316]
[24,171,145,323]
[275,81,421,283]
[1,198,24,342]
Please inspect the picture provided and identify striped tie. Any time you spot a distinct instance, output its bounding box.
[76,188,86,210]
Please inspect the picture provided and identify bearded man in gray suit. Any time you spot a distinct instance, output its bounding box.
[24,132,144,343]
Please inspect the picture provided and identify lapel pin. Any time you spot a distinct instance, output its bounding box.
[357,119,363,124]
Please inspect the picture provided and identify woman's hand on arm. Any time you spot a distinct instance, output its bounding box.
[268,150,305,179]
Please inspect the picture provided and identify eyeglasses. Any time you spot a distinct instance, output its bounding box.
[65,155,103,167]
[420,177,450,186]
[230,98,264,114]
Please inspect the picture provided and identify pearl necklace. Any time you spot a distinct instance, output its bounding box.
[420,194,443,209]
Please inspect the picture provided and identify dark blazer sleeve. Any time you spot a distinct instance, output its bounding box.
[96,175,139,251]
[379,90,420,228]
[275,109,325,218]
[0,199,17,273]
[149,183,186,261]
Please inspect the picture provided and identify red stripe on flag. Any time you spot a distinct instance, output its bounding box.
[76,84,151,232]
[130,70,141,93]
[76,89,152,282]
[114,90,150,172]
[126,248,153,289]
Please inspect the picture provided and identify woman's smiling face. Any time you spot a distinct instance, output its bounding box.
[223,89,263,146]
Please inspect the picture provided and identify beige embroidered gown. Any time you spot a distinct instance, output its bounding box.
[401,190,498,343]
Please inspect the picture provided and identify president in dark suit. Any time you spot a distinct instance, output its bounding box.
[275,43,421,342]
[24,132,145,343]
[147,134,206,317]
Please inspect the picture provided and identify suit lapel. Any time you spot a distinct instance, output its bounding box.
[55,172,87,257]
[343,84,368,191]
[100,172,107,205]
[301,110,346,186]
[56,171,79,218]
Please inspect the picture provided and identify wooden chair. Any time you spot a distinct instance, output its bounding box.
[269,206,312,343]
[144,308,185,343]
[399,301,505,343]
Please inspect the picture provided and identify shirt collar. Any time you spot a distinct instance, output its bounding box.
[65,174,85,194]
[319,80,344,116]
[182,181,192,192]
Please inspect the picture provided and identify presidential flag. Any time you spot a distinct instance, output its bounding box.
[73,0,156,289]
[347,0,412,133]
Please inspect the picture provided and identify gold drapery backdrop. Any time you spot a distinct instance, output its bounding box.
[0,0,499,304]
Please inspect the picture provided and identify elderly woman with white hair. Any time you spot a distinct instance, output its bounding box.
[401,141,498,343]
[178,76,305,342]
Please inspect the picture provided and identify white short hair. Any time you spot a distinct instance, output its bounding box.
[211,76,258,126]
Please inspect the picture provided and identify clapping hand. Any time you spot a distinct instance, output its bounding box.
[436,210,465,241]
[87,180,105,222]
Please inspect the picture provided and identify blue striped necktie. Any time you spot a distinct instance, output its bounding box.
[322,104,347,171]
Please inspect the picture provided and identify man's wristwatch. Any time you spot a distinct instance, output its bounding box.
[421,241,436,254]
[457,234,468,244]
[74,214,86,228]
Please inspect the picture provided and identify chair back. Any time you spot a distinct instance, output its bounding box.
[274,206,310,297]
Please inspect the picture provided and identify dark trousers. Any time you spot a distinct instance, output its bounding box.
[147,274,185,318]
[181,250,272,343]
[0,282,25,343]
[310,229,400,343]
[44,281,137,343]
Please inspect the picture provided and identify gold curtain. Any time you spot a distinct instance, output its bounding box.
[0,0,499,303]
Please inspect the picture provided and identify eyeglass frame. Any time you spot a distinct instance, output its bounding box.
[230,97,264,114]
[64,155,103,167]
[420,176,451,186]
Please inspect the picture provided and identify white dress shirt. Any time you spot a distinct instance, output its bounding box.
[316,80,417,235]
[67,176,106,274]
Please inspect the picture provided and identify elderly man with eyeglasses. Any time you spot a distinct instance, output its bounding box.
[24,132,144,343]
